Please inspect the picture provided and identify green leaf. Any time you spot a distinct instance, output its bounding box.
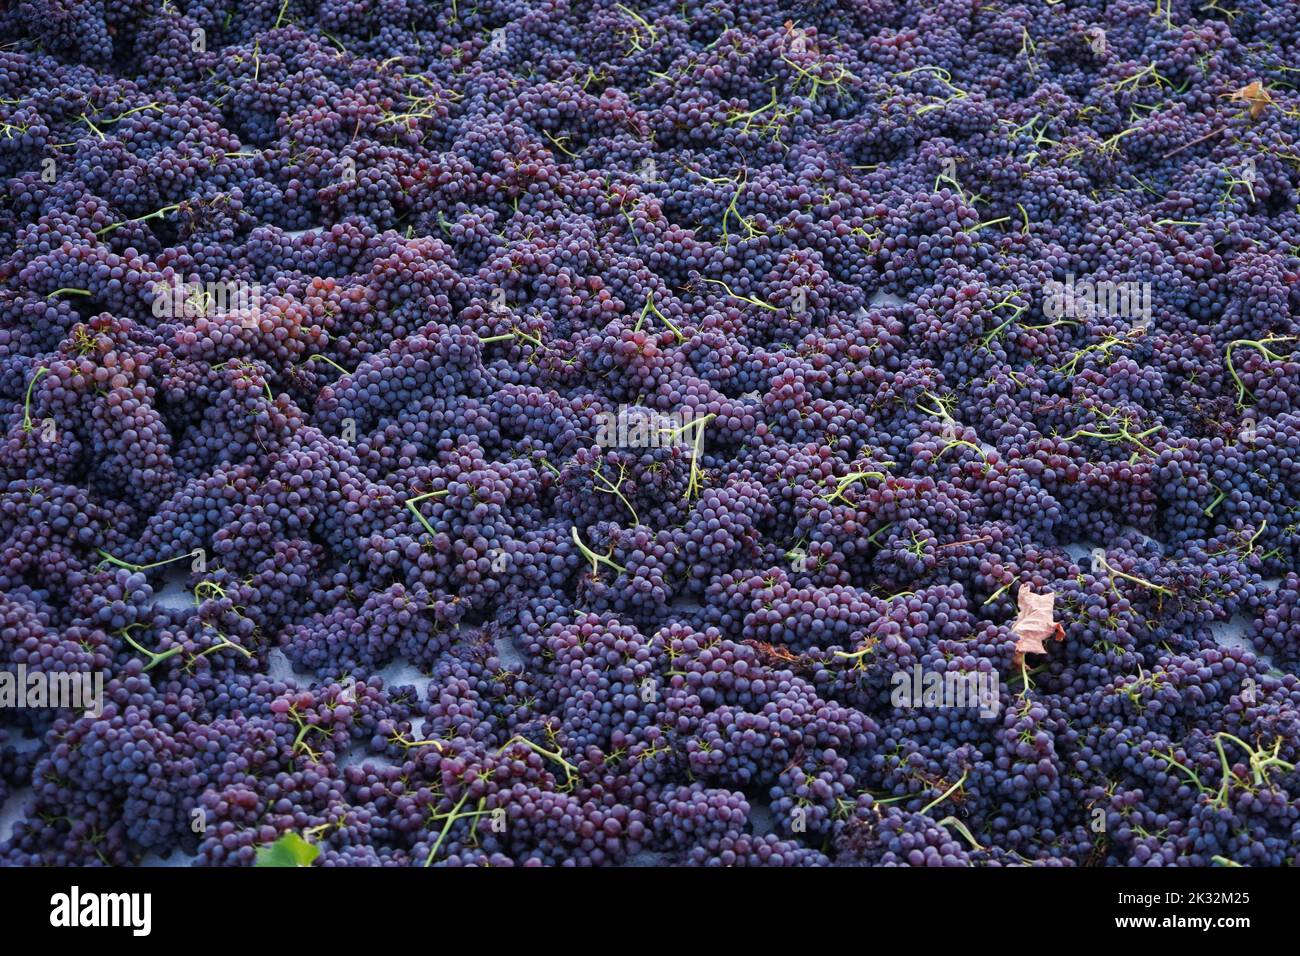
[254,832,319,867]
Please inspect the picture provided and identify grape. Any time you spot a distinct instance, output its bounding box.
[2,0,1300,869]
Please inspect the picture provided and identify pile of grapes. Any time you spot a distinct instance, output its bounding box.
[1,0,1299,866]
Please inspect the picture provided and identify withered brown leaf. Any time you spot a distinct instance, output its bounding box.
[1230,81,1274,120]
[1011,587,1065,665]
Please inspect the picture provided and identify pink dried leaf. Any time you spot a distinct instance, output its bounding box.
[1011,587,1064,664]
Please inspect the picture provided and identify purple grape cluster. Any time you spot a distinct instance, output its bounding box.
[1,0,1300,867]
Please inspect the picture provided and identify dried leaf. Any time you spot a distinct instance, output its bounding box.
[1011,586,1064,665]
[744,639,816,674]
[1230,81,1273,120]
